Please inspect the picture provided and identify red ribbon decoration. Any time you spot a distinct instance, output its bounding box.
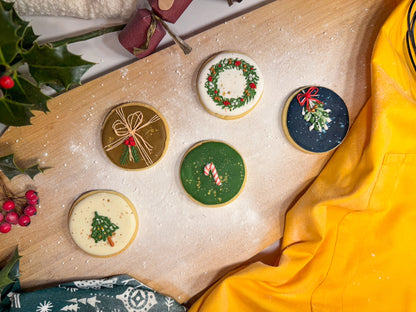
[297,87,324,112]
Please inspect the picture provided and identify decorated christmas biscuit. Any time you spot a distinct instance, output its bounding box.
[69,191,139,257]
[197,52,264,119]
[102,103,169,170]
[282,86,349,153]
[180,141,246,207]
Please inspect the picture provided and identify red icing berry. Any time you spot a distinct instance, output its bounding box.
[0,214,3,223]
[250,83,256,89]
[0,222,11,233]
[18,215,31,227]
[208,76,213,82]
[234,61,241,66]
[240,98,244,102]
[214,90,218,94]
[5,212,18,225]
[223,101,230,106]
[130,140,136,146]
[25,190,38,201]
[2,200,15,211]
[124,139,130,145]
[0,76,14,89]
[24,205,37,216]
[129,136,134,142]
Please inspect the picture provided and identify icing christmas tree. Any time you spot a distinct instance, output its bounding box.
[91,212,119,246]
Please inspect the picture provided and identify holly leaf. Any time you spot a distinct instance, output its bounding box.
[0,97,34,126]
[0,248,21,294]
[23,42,95,91]
[0,1,21,65]
[0,0,38,50]
[0,154,45,180]
[23,164,45,179]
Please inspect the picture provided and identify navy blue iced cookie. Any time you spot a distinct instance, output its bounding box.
[282,86,349,153]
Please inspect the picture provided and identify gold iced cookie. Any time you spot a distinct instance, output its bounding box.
[102,102,169,170]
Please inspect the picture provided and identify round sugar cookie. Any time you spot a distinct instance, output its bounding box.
[69,191,139,257]
[101,102,169,170]
[180,141,246,207]
[282,86,349,153]
[197,51,264,119]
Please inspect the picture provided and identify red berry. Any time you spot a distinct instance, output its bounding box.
[0,214,3,223]
[24,205,37,216]
[124,139,130,145]
[0,222,12,233]
[25,190,38,201]
[0,76,14,89]
[18,215,31,227]
[27,198,39,205]
[130,140,136,146]
[208,76,213,82]
[5,211,18,225]
[2,200,15,211]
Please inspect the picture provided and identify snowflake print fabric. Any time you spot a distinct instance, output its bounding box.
[5,275,185,312]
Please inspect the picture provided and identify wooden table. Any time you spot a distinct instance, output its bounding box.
[0,0,397,304]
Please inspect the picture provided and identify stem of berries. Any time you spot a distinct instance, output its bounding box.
[0,176,39,233]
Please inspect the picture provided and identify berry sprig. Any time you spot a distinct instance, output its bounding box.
[0,183,39,233]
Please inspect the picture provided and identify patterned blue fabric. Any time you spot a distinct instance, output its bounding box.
[3,275,185,312]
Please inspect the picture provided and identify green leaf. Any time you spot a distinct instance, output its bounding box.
[0,2,21,65]
[132,146,140,163]
[5,73,50,112]
[23,42,95,91]
[120,145,129,165]
[0,248,20,294]
[0,0,38,50]
[0,97,34,126]
[24,164,45,179]
[0,154,45,180]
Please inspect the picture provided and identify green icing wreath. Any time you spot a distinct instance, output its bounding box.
[204,58,260,111]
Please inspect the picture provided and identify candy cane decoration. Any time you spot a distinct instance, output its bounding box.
[204,163,222,186]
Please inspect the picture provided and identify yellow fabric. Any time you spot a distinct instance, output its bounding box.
[189,0,416,311]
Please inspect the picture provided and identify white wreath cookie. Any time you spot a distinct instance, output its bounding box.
[69,191,138,257]
[197,51,264,119]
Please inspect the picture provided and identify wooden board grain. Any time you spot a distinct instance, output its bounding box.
[0,0,397,303]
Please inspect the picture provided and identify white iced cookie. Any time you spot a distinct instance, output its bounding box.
[197,51,264,119]
[69,191,138,257]
[9,0,137,19]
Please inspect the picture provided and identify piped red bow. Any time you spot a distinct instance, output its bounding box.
[297,87,324,112]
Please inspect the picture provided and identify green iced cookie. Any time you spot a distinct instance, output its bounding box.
[180,141,246,207]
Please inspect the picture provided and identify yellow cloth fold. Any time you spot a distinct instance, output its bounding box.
[190,0,416,310]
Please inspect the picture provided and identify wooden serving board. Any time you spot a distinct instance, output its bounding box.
[0,0,396,303]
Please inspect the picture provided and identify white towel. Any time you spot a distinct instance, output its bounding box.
[7,0,141,19]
